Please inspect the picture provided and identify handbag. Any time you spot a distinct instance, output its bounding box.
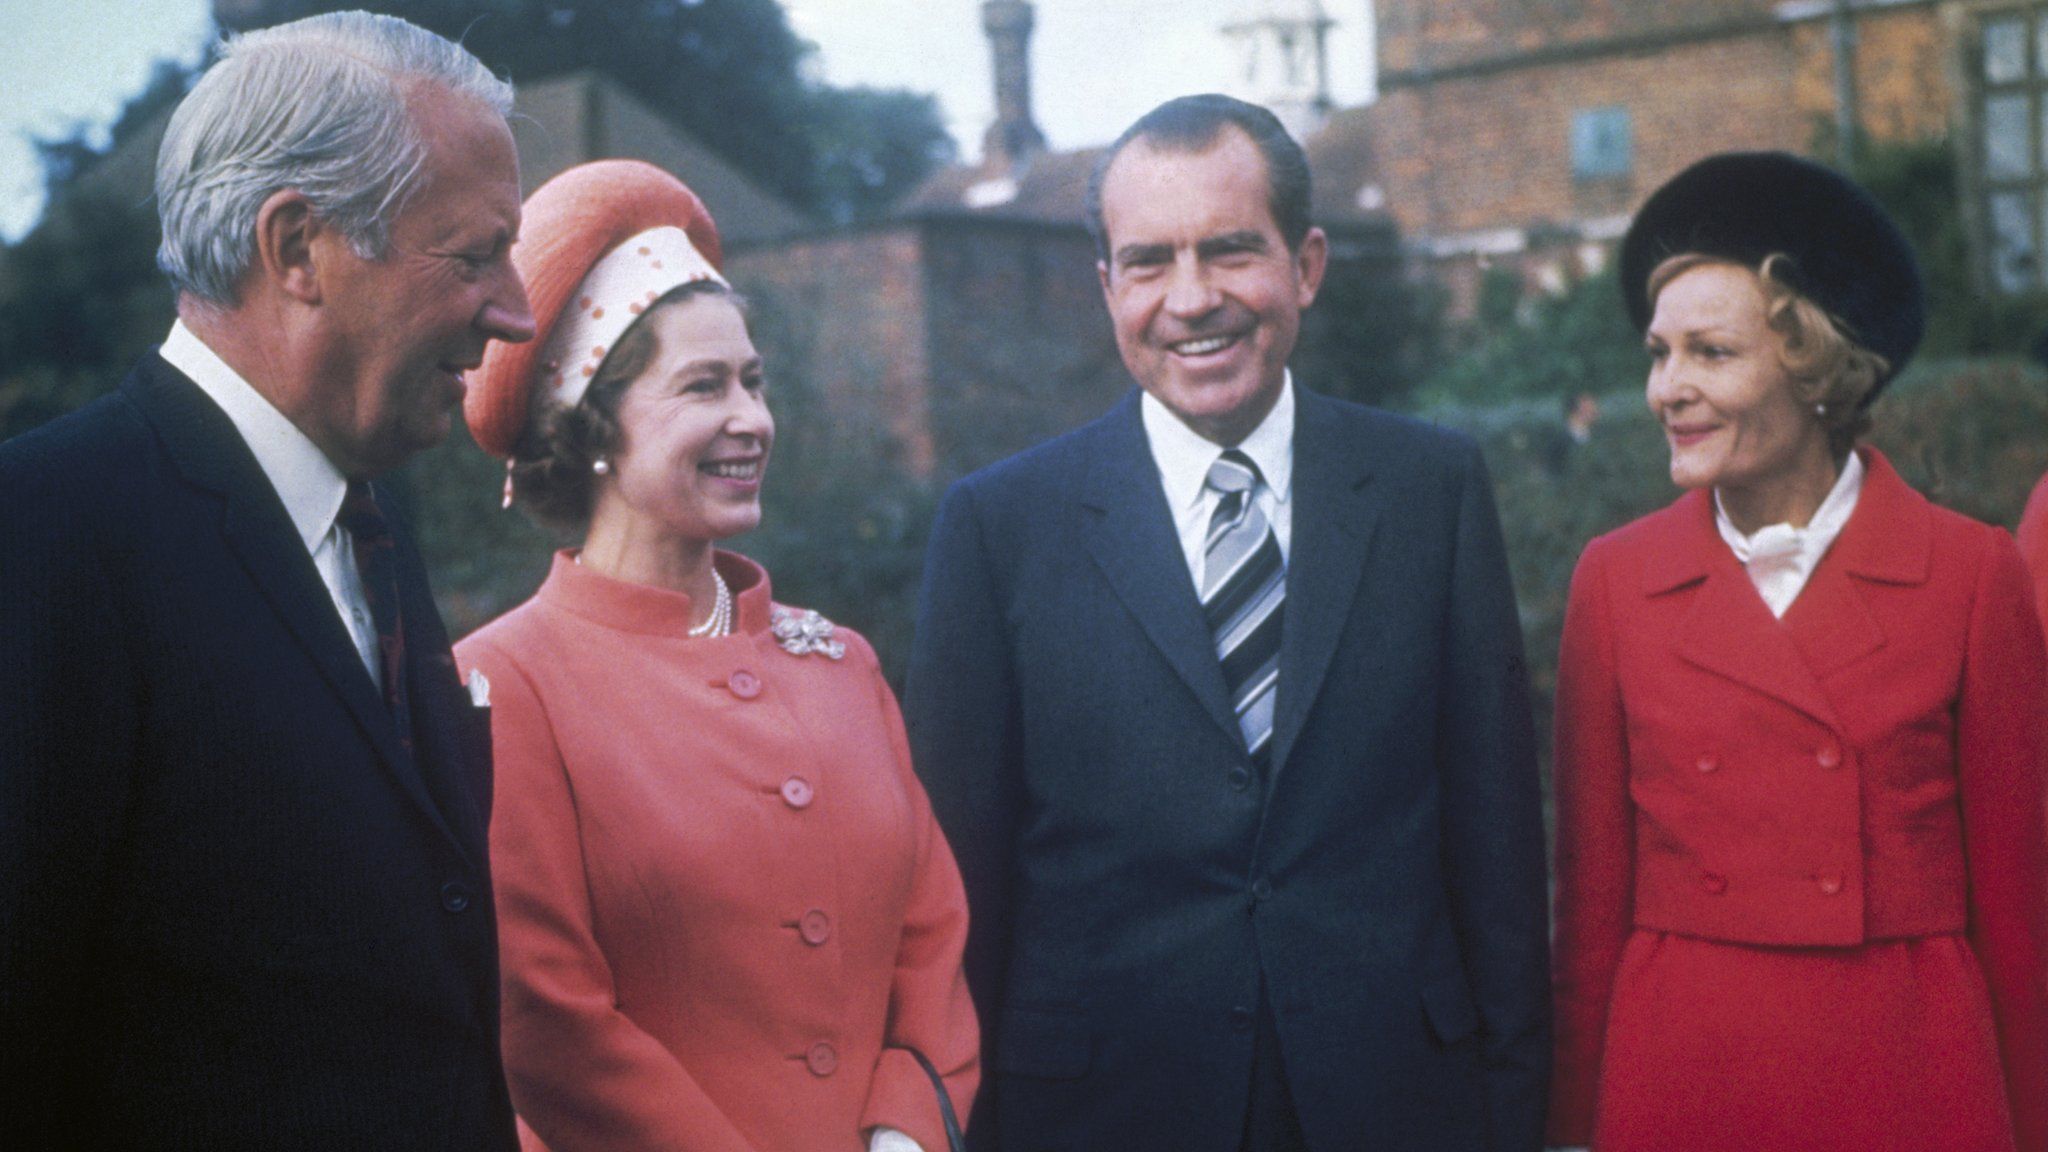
[904,1047,967,1152]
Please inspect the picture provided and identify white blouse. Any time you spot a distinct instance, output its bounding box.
[1714,452,1865,619]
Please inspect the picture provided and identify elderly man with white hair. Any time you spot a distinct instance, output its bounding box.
[0,11,534,1147]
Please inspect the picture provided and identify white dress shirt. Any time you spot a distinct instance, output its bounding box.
[160,321,384,687]
[1141,372,1296,593]
[1714,451,1865,619]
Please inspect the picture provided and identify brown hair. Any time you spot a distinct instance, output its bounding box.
[507,280,738,535]
[1647,252,1889,458]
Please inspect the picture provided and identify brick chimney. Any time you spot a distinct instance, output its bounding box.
[981,0,1048,169]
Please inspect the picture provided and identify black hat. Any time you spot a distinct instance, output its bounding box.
[1619,151,1925,383]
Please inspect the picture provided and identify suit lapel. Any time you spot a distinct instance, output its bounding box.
[1781,448,1929,682]
[125,355,471,858]
[1079,395,1242,743]
[1269,389,1379,776]
[1642,489,1841,729]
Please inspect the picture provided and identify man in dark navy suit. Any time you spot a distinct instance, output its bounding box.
[0,13,534,1148]
[905,95,1550,1152]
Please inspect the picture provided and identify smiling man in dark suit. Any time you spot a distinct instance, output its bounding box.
[0,12,534,1148]
[905,95,1550,1152]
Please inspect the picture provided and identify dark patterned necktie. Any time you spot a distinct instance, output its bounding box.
[337,481,411,751]
[1201,450,1284,769]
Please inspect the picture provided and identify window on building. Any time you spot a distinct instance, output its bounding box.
[1571,107,1632,182]
[1978,9,2048,291]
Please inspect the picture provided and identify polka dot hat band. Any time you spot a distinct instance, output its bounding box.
[539,225,727,410]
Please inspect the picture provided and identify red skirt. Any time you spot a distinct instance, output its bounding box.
[1592,930,2017,1151]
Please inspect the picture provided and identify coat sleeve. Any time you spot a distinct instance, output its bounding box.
[858,637,982,1151]
[1546,539,1634,1147]
[1434,443,1553,1152]
[459,642,760,1152]
[2017,475,2048,649]
[1956,530,2048,1152]
[903,479,1022,1143]
[0,470,139,1139]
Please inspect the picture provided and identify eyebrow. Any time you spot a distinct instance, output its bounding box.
[1112,230,1272,267]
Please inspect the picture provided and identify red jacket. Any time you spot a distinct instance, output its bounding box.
[2020,472,2048,645]
[1550,449,2048,1148]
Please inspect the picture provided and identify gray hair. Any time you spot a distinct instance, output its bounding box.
[155,11,514,305]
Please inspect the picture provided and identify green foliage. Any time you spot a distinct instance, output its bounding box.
[1417,268,1645,408]
[1295,227,1433,409]
[1848,134,2048,357]
[251,0,954,221]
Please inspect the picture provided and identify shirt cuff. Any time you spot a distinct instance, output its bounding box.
[869,1126,925,1152]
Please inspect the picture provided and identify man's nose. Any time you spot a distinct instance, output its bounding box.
[481,268,536,345]
[1162,256,1221,319]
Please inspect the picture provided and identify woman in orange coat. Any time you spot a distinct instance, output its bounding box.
[453,161,978,1152]
[1548,153,2048,1152]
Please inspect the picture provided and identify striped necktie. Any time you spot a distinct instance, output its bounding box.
[1201,450,1284,769]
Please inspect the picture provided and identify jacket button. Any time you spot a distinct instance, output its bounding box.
[440,881,473,913]
[1699,871,1727,895]
[1818,874,1844,896]
[1696,755,1718,774]
[1228,768,1252,792]
[780,776,814,809]
[1816,746,1842,769]
[728,669,762,699]
[800,909,832,945]
[806,1041,838,1077]
[1251,879,1274,902]
[1230,1006,1254,1034]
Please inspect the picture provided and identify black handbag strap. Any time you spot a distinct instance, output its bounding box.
[904,1046,967,1152]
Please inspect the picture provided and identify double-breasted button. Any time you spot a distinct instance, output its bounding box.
[780,776,814,809]
[1251,879,1274,902]
[1817,873,1844,896]
[1699,871,1727,895]
[806,1041,838,1077]
[440,881,473,913]
[1228,768,1252,792]
[1816,746,1842,770]
[800,909,832,945]
[727,669,762,699]
[1695,755,1719,774]
[1230,1006,1254,1034]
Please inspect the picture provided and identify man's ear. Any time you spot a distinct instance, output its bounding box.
[253,189,322,305]
[1294,226,1329,310]
[1097,258,1112,301]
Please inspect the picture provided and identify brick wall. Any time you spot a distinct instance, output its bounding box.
[728,226,936,475]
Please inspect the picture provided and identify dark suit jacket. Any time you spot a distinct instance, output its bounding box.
[0,353,516,1150]
[905,388,1549,1151]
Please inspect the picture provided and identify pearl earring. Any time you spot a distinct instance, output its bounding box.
[1813,402,1827,418]
[592,458,611,476]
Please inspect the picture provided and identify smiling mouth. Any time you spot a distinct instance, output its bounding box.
[1168,333,1243,356]
[702,459,763,481]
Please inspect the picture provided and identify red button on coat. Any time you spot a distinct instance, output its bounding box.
[1699,871,1728,895]
[806,1042,838,1077]
[800,909,832,945]
[728,669,762,699]
[1696,755,1719,774]
[1818,874,1844,896]
[780,776,814,809]
[1816,746,1842,769]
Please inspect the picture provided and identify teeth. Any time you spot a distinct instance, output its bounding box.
[1173,336,1232,355]
[704,461,760,480]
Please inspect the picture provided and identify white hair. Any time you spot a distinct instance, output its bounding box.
[155,10,514,305]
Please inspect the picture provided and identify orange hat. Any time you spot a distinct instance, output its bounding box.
[467,159,725,458]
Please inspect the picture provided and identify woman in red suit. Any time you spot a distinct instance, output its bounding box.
[453,161,977,1152]
[1548,152,2048,1152]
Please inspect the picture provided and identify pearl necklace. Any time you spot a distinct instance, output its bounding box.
[687,567,733,638]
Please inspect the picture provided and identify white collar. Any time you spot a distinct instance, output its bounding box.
[1715,451,1864,563]
[160,320,348,553]
[1141,372,1296,513]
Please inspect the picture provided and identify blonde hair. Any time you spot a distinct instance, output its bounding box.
[1647,252,1890,457]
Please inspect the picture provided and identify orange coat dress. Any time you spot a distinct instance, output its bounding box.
[456,552,978,1152]
[1548,449,2048,1152]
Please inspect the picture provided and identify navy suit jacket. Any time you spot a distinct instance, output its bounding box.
[0,353,516,1149]
[905,388,1550,1151]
